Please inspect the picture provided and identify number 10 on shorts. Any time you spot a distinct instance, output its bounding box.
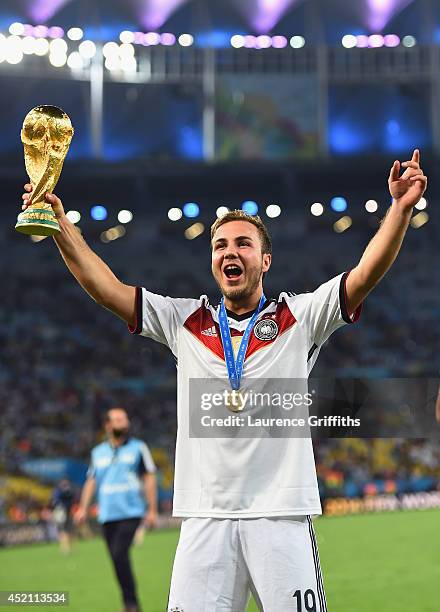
[293,588,317,611]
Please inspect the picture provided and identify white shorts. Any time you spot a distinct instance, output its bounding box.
[167,516,327,612]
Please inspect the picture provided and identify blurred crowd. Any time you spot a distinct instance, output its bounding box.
[315,438,440,499]
[1,204,439,521]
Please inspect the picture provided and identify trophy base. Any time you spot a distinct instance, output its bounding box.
[15,208,60,236]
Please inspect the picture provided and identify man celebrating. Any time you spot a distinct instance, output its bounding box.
[23,150,427,611]
[74,408,157,612]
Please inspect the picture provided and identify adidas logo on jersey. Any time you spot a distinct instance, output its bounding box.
[201,325,217,337]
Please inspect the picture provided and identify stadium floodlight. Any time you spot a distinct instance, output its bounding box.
[356,35,369,48]
[244,35,256,48]
[330,196,348,212]
[415,197,427,211]
[216,206,229,218]
[34,25,49,38]
[67,51,84,70]
[50,38,68,55]
[120,56,137,72]
[91,205,108,221]
[6,35,22,49]
[368,34,384,48]
[161,33,176,46]
[144,32,161,46]
[342,35,357,49]
[183,202,200,218]
[78,40,96,59]
[256,35,272,49]
[384,34,400,47]
[105,56,121,71]
[310,202,324,216]
[178,34,194,47]
[34,38,50,56]
[271,36,287,49]
[117,210,133,224]
[66,210,81,224]
[9,22,25,36]
[133,32,144,44]
[49,53,67,67]
[22,36,36,54]
[103,42,119,58]
[231,35,245,48]
[67,27,83,41]
[119,43,135,58]
[290,36,305,49]
[48,27,64,39]
[365,199,379,213]
[241,200,259,215]
[6,36,23,64]
[6,48,23,64]
[266,204,281,218]
[168,207,183,221]
[120,30,135,44]
[402,35,416,48]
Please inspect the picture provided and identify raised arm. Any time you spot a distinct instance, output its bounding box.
[22,186,136,327]
[345,149,427,315]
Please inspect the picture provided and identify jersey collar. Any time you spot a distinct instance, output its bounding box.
[224,298,273,322]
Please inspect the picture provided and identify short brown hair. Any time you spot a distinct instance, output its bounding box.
[210,210,272,255]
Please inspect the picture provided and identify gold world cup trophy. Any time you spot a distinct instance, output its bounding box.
[15,105,74,236]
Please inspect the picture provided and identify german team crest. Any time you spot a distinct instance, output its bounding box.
[254,318,279,341]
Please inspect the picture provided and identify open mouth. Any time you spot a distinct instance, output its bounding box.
[223,264,243,281]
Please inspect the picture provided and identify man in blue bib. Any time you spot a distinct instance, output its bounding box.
[75,407,157,612]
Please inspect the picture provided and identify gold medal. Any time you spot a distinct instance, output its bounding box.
[225,389,245,413]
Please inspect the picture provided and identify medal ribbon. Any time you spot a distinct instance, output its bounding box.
[218,294,266,390]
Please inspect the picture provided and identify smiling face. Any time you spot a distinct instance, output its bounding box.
[211,220,272,306]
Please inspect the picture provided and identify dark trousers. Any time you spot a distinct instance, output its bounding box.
[102,518,141,607]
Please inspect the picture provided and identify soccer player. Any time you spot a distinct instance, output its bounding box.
[51,478,75,554]
[74,408,157,612]
[22,150,427,611]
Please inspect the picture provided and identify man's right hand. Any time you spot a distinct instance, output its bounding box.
[22,184,66,219]
[73,506,87,525]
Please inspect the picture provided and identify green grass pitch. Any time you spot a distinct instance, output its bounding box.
[1,509,439,611]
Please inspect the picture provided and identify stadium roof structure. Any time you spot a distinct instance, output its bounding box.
[0,0,439,45]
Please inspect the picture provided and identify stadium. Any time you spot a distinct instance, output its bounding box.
[0,0,439,611]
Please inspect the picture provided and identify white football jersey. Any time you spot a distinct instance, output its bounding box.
[129,271,361,518]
